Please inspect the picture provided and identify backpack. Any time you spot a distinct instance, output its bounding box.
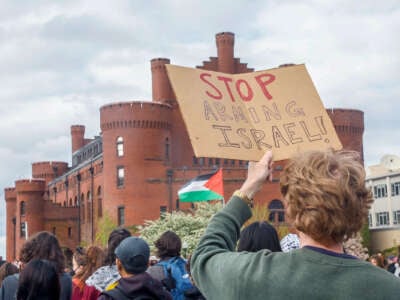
[102,286,156,300]
[157,257,193,300]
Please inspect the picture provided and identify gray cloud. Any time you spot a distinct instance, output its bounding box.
[0,0,399,257]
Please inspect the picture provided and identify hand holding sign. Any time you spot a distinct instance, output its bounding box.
[166,64,342,161]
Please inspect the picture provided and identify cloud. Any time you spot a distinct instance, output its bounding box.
[0,0,399,257]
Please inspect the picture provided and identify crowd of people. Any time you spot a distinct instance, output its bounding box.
[1,149,400,299]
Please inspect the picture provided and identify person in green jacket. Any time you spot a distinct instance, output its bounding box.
[191,149,400,300]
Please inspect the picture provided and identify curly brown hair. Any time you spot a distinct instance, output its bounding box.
[280,149,373,245]
[19,231,65,274]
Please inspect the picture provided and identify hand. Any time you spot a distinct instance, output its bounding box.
[239,151,273,199]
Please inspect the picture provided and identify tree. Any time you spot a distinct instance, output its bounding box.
[139,202,222,257]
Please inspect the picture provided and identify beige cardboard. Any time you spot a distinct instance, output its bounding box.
[166,64,342,161]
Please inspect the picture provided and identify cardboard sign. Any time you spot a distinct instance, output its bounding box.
[166,64,342,161]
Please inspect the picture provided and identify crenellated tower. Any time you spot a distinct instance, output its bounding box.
[14,179,46,254]
[326,108,364,162]
[4,187,17,261]
[100,101,173,218]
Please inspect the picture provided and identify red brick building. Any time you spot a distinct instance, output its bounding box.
[4,32,365,261]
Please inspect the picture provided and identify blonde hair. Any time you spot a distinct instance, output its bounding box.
[280,149,373,245]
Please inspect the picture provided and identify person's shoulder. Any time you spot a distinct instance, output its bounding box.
[2,273,19,285]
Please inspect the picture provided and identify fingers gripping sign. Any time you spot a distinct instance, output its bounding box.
[240,151,273,199]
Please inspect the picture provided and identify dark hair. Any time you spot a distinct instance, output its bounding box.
[105,228,131,265]
[16,259,60,300]
[19,231,65,273]
[0,262,19,286]
[237,221,282,252]
[74,246,104,290]
[155,231,181,258]
[62,247,73,272]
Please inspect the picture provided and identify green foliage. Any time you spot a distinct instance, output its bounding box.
[139,202,222,258]
[95,212,118,247]
[360,222,371,251]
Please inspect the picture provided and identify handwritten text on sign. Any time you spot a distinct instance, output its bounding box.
[166,64,342,161]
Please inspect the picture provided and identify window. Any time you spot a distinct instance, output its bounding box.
[193,156,198,165]
[117,166,125,187]
[81,193,85,223]
[215,158,220,166]
[160,206,167,219]
[52,227,56,235]
[165,138,170,161]
[68,227,72,238]
[97,186,103,217]
[375,212,389,226]
[368,214,372,227]
[374,184,387,198]
[268,199,285,223]
[208,158,213,166]
[391,182,400,196]
[20,222,26,238]
[118,206,125,226]
[116,136,124,157]
[20,201,26,216]
[87,191,91,221]
[393,210,400,225]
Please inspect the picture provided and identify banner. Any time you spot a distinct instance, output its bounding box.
[166,64,342,161]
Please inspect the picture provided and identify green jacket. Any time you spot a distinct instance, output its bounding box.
[191,196,400,300]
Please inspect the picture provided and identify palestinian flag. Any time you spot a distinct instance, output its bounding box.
[178,169,224,202]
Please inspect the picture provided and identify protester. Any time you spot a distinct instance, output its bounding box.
[387,255,400,277]
[147,231,193,300]
[191,149,400,299]
[71,246,104,300]
[63,247,74,275]
[0,263,18,287]
[0,231,71,300]
[83,228,131,299]
[279,233,300,253]
[237,221,282,252]
[369,254,385,268]
[98,236,172,299]
[16,259,60,300]
[183,255,206,300]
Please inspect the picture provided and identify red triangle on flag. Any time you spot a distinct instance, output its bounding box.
[204,168,224,198]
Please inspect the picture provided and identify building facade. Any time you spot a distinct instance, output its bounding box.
[4,32,365,261]
[366,155,400,252]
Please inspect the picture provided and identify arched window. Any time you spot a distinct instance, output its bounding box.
[81,193,85,223]
[20,201,26,216]
[74,196,78,206]
[268,199,285,223]
[69,198,72,207]
[165,138,170,161]
[87,191,91,220]
[116,136,124,157]
[97,186,102,217]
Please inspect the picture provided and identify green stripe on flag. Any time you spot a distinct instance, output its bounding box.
[179,190,223,202]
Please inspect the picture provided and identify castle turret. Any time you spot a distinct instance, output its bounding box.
[32,161,69,185]
[71,125,85,153]
[100,101,172,221]
[216,32,235,74]
[151,58,175,104]
[15,179,46,252]
[326,108,364,162]
[5,187,16,261]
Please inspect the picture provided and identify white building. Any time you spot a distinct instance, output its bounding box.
[366,154,400,253]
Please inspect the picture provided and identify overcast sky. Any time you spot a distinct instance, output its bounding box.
[0,0,399,258]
